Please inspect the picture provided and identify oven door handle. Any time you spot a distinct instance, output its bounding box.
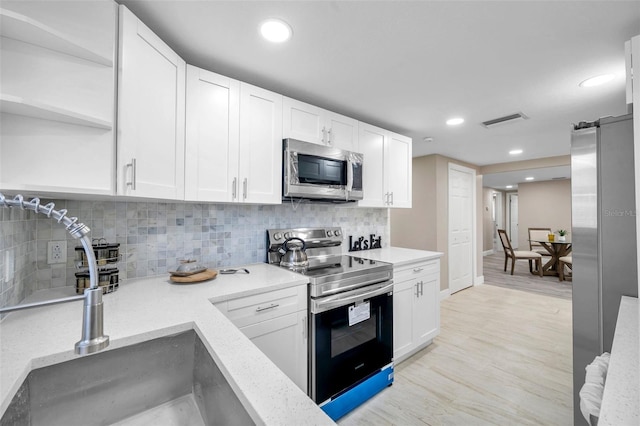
[312,281,394,313]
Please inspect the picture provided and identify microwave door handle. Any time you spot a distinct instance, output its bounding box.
[347,158,354,192]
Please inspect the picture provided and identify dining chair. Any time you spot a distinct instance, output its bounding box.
[528,227,553,257]
[558,255,572,281]
[498,229,543,276]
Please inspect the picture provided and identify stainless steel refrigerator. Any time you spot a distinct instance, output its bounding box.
[570,113,638,425]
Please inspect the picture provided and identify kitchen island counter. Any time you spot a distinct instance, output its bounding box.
[0,263,334,425]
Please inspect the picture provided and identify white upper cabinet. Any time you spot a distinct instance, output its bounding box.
[185,66,282,204]
[0,0,117,195]
[358,123,387,207]
[117,5,185,200]
[185,66,239,202]
[238,83,283,204]
[358,122,412,208]
[387,132,412,208]
[283,97,358,151]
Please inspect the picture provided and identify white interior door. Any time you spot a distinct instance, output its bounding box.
[449,163,475,294]
[508,193,519,249]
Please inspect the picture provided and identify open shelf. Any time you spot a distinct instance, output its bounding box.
[1,94,112,130]
[0,8,113,67]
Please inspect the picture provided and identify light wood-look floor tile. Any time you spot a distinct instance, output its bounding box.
[338,284,573,426]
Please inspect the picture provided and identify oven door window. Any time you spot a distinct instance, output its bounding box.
[313,292,393,403]
[297,154,346,186]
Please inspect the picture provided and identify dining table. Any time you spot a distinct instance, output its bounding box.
[529,237,572,276]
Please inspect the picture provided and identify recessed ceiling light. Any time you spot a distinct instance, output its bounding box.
[422,137,434,143]
[446,117,464,126]
[506,185,513,189]
[260,19,292,43]
[579,74,615,88]
[509,149,523,155]
[525,176,535,181]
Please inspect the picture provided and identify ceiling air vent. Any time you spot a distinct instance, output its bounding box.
[481,112,528,128]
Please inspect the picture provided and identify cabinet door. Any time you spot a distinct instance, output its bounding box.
[282,97,325,145]
[239,83,283,204]
[393,278,416,362]
[386,132,412,208]
[185,66,239,202]
[326,112,358,151]
[358,122,387,207]
[117,5,185,200]
[239,311,308,392]
[414,273,440,346]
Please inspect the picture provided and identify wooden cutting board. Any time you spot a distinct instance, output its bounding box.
[169,269,218,283]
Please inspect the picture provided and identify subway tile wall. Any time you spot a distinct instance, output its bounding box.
[0,198,388,309]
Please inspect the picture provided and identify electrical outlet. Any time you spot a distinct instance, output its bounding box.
[47,241,67,265]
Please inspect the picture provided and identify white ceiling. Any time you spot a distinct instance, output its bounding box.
[117,0,639,168]
[482,165,571,190]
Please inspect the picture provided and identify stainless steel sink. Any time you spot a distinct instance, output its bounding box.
[1,330,255,426]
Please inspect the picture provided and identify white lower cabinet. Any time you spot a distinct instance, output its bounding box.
[393,259,440,363]
[214,285,308,392]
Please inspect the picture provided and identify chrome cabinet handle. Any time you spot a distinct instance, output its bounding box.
[243,178,247,200]
[327,128,332,146]
[256,303,279,312]
[302,315,307,339]
[232,177,237,200]
[126,158,137,190]
[420,281,424,296]
[384,192,389,205]
[390,192,394,205]
[413,267,424,273]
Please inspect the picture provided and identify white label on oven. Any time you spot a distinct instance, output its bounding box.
[348,301,370,326]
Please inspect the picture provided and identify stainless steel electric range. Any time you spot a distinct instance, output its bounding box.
[267,227,394,421]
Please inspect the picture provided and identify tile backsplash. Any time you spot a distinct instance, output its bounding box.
[0,198,388,309]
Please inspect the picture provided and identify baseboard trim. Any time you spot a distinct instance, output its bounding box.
[440,288,451,300]
[483,249,495,256]
[474,275,485,286]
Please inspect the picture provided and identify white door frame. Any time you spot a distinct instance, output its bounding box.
[507,192,519,249]
[493,190,504,252]
[448,163,477,293]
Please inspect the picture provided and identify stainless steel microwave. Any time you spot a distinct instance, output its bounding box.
[283,139,364,203]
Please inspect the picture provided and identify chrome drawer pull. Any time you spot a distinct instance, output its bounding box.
[256,303,279,312]
[413,267,424,273]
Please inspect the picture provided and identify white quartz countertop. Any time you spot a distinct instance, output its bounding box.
[598,296,639,426]
[0,263,335,425]
[344,246,443,266]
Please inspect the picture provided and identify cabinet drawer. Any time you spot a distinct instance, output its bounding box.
[220,285,306,328]
[394,260,439,282]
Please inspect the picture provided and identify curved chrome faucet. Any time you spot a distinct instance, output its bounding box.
[0,193,109,355]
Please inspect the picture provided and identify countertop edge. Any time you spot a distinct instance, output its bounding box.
[345,247,444,267]
[598,296,639,426]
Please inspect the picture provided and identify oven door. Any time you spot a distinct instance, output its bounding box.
[310,281,393,404]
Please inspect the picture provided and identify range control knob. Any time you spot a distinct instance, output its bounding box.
[273,232,283,240]
[326,230,333,237]
[334,230,342,237]
[284,232,292,239]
